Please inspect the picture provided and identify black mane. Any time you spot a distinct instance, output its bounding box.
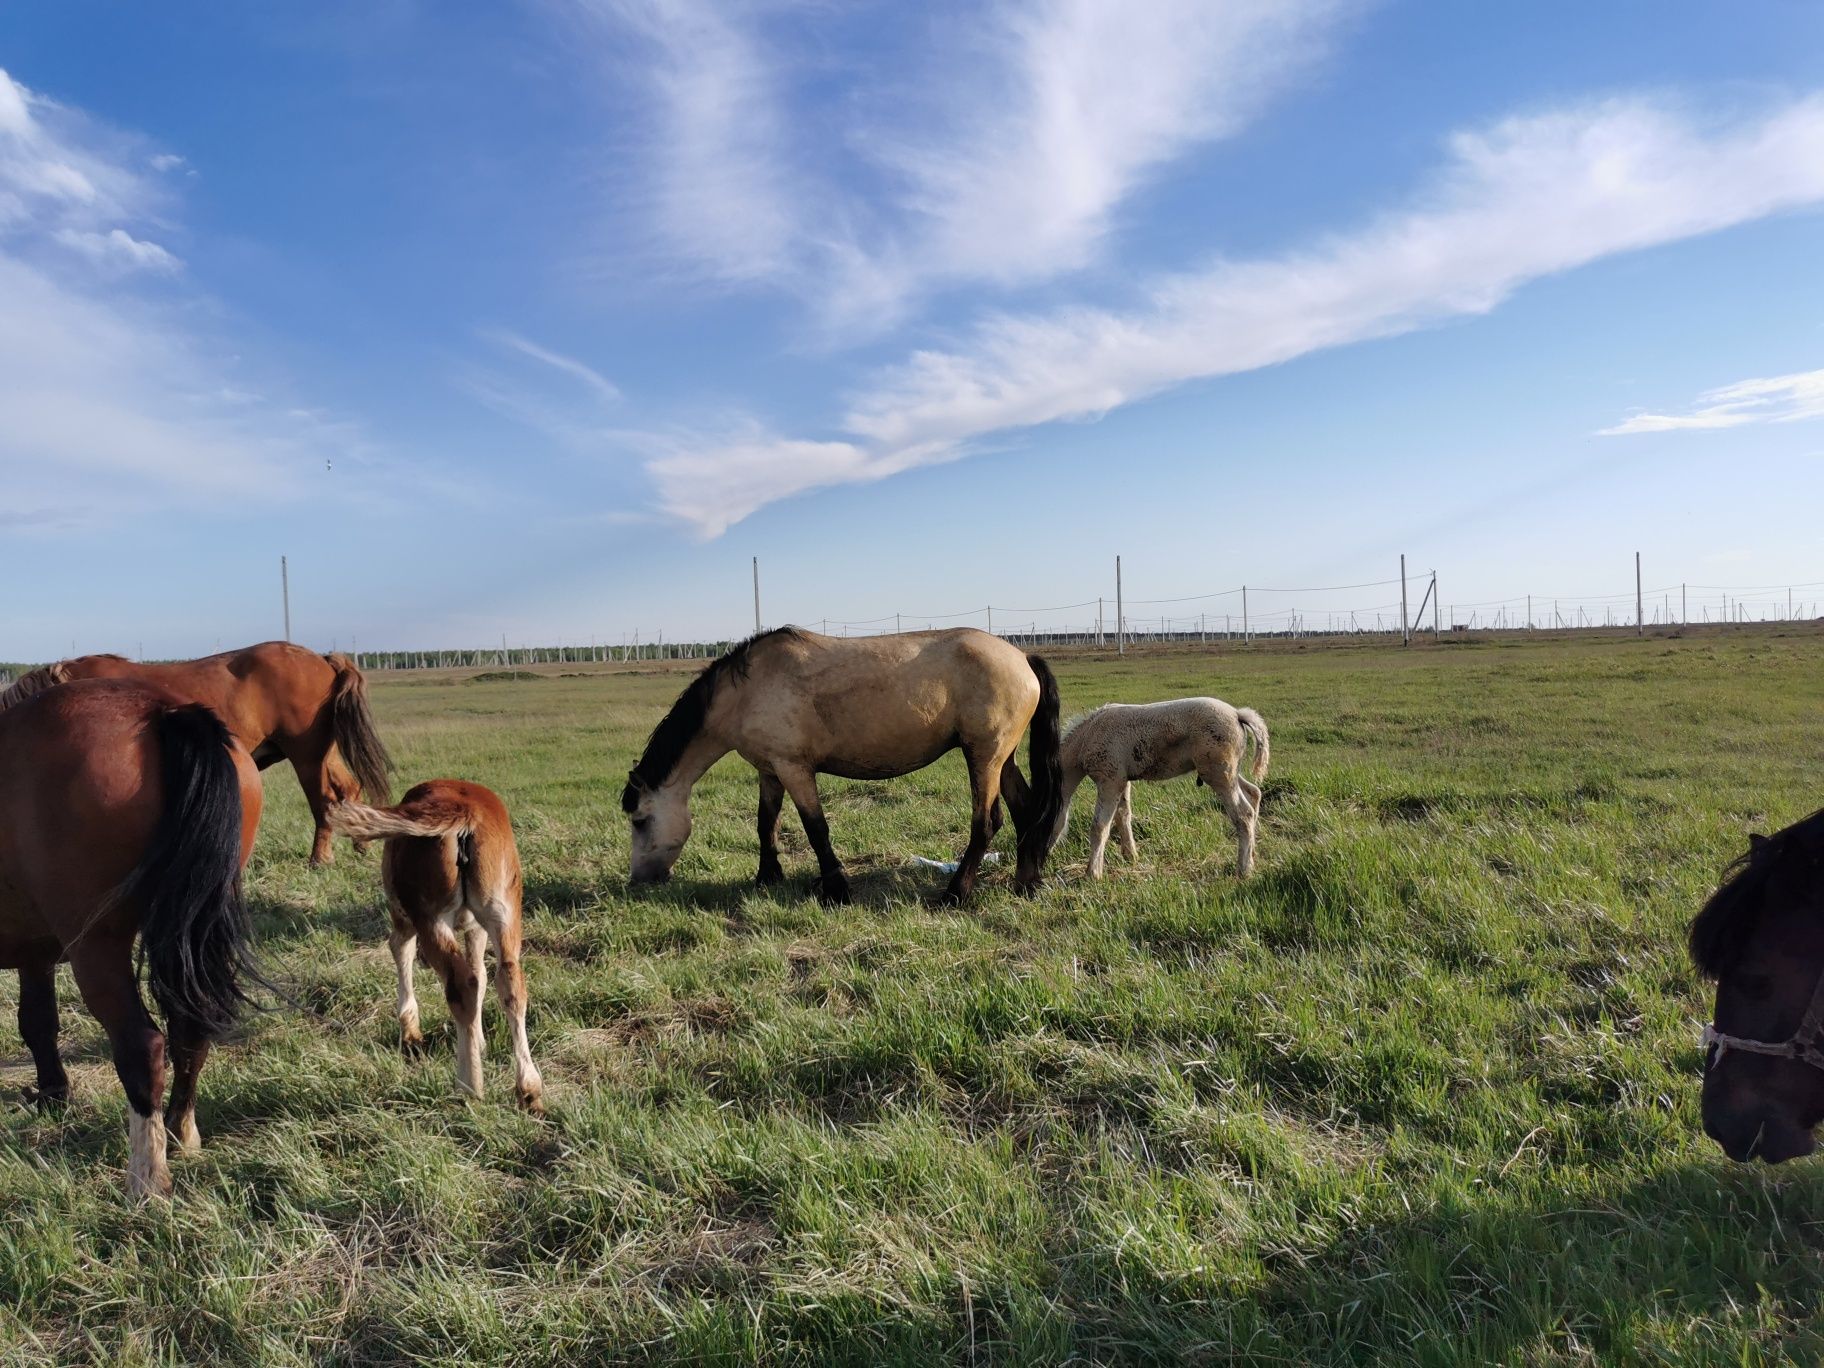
[1689,807,1824,978]
[621,628,800,811]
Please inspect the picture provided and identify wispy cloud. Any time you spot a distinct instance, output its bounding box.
[0,66,369,523]
[53,225,181,274]
[568,0,1350,328]
[570,0,801,286]
[1599,366,1824,434]
[637,93,1824,536]
[480,328,621,404]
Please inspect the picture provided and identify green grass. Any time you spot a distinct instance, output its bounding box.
[4,627,1824,1364]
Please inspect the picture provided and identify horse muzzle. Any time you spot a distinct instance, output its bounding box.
[1704,1107,1817,1164]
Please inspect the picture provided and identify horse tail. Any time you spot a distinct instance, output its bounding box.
[123,704,264,1038]
[0,661,71,714]
[325,795,470,843]
[1236,707,1270,782]
[327,652,394,804]
[1018,654,1065,872]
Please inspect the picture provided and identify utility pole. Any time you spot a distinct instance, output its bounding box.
[1097,597,1103,647]
[1681,583,1686,626]
[1641,550,1656,638]
[281,555,292,642]
[1400,554,1409,646]
[1527,594,1531,630]
[986,606,993,636]
[1242,585,1250,645]
[752,557,761,634]
[1116,557,1125,655]
[1434,573,1440,640]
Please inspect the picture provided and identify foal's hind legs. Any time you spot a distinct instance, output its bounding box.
[1085,782,1124,880]
[1115,784,1138,861]
[484,904,544,1114]
[17,960,69,1109]
[419,926,485,1099]
[389,918,425,1054]
[68,944,171,1198]
[778,767,850,904]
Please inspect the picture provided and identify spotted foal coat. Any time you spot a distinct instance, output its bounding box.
[1049,697,1270,879]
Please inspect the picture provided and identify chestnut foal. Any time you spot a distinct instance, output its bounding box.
[327,781,543,1113]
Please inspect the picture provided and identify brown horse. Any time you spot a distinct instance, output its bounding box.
[326,782,544,1113]
[1690,807,1824,1163]
[0,679,264,1198]
[623,627,1063,903]
[0,641,392,865]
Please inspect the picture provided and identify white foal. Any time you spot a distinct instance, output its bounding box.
[1049,698,1270,878]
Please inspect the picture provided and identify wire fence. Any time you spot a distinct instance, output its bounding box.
[7,562,1822,680]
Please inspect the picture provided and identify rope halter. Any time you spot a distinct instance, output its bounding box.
[1703,966,1824,1073]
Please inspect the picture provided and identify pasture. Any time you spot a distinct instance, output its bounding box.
[3,628,1822,1364]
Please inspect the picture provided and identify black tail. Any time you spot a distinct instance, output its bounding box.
[121,704,264,1038]
[328,653,393,804]
[1016,654,1064,875]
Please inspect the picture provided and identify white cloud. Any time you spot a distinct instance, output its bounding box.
[640,94,1824,536]
[855,0,1348,319]
[53,226,181,274]
[571,0,800,285]
[0,67,368,524]
[480,328,621,404]
[149,152,186,173]
[571,0,1350,327]
[1599,367,1824,434]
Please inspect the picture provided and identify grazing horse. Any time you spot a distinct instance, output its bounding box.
[1048,697,1269,878]
[326,782,544,1113]
[623,627,1063,904]
[0,641,392,866]
[0,679,264,1198]
[1690,808,1824,1163]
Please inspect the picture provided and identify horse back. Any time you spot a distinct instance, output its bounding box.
[60,641,337,750]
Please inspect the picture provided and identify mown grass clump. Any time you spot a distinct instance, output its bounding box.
[3,627,1822,1363]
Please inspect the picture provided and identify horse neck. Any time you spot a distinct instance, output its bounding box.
[660,729,730,798]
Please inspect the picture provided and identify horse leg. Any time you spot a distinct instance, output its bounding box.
[389,910,425,1055]
[943,749,1006,904]
[17,960,69,1108]
[1199,754,1256,877]
[1085,781,1123,880]
[68,944,170,1198]
[418,923,485,1099]
[291,752,337,867]
[777,766,850,905]
[164,1012,212,1154]
[755,772,786,886]
[465,921,489,1064]
[1116,783,1138,861]
[483,903,544,1114]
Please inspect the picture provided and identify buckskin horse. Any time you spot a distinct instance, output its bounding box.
[1690,807,1824,1163]
[0,679,264,1198]
[623,627,1063,904]
[0,641,392,865]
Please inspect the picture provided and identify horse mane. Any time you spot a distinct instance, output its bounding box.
[0,661,72,713]
[1690,808,1824,978]
[621,628,802,810]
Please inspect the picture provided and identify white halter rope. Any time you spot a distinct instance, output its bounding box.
[1703,969,1824,1072]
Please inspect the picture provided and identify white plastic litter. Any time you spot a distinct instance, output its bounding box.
[908,852,1002,874]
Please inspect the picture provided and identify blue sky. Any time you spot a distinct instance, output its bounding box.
[3,1,1823,658]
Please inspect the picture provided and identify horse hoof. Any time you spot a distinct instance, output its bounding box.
[21,1085,68,1112]
[518,1090,547,1117]
[401,1034,428,1059]
[755,864,785,888]
[813,875,851,905]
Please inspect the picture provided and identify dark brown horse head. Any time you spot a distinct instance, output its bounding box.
[1690,811,1824,1162]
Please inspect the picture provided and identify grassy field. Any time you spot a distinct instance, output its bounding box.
[3,627,1823,1365]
